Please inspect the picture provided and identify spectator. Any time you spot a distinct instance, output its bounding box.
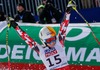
[0,11,6,21]
[14,3,35,23]
[37,0,62,24]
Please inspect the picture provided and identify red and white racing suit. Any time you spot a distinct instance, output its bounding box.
[13,13,70,70]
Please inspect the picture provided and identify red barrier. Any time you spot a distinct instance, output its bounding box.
[0,62,100,70]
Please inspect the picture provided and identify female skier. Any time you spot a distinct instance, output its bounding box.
[8,1,76,70]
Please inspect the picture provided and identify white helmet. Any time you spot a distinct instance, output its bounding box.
[39,26,56,45]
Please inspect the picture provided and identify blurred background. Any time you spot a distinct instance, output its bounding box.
[0,0,100,23]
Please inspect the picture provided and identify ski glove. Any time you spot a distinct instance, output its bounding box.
[66,0,76,13]
[7,17,18,28]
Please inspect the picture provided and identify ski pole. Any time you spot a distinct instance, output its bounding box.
[6,17,11,70]
[72,2,100,45]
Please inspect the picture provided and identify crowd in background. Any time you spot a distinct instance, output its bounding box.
[0,0,100,23]
[37,0,62,24]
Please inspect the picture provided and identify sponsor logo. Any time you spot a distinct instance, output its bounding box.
[44,47,57,57]
[0,45,100,63]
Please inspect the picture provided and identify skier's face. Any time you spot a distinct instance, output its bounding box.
[45,36,56,48]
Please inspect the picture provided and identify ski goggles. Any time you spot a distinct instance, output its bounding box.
[45,36,56,44]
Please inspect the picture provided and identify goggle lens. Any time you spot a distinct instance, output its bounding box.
[45,37,56,44]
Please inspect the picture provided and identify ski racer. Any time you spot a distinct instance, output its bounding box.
[8,1,76,70]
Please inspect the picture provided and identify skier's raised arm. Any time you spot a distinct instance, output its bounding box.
[58,1,76,46]
[8,21,40,54]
